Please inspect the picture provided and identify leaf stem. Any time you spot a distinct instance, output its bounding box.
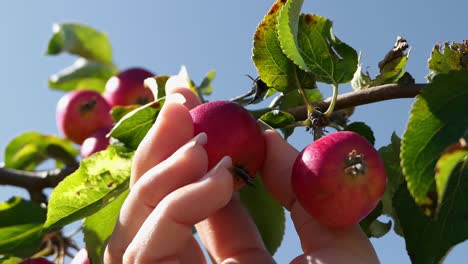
[323,83,339,117]
[295,69,315,115]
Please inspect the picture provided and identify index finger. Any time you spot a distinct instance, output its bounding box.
[260,129,299,210]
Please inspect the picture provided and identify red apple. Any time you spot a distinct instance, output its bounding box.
[56,90,113,144]
[291,131,387,228]
[80,126,112,158]
[190,100,266,189]
[103,67,155,106]
[71,248,90,264]
[20,258,54,264]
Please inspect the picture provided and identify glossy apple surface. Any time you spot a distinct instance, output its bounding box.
[56,90,113,144]
[103,67,155,106]
[291,131,387,228]
[80,126,111,158]
[190,100,266,188]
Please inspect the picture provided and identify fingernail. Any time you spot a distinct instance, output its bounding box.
[201,156,232,181]
[191,132,207,145]
[173,133,208,157]
[165,93,186,105]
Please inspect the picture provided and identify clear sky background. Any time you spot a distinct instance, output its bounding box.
[0,1,467,263]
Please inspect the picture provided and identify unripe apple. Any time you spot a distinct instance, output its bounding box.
[103,67,155,106]
[189,100,266,189]
[20,257,54,264]
[56,90,114,145]
[80,126,112,158]
[291,131,387,228]
[71,248,90,264]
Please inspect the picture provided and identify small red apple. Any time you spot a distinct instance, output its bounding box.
[20,257,54,264]
[71,248,90,264]
[56,90,113,144]
[80,126,112,158]
[103,67,155,106]
[189,100,266,189]
[291,131,387,228]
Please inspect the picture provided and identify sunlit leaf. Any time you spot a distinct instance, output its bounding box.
[435,139,468,209]
[44,146,133,231]
[401,71,468,211]
[277,0,358,84]
[260,110,296,138]
[4,132,77,171]
[198,70,216,96]
[252,0,315,93]
[84,190,129,264]
[428,41,468,81]
[110,100,165,150]
[46,23,113,64]
[49,58,118,92]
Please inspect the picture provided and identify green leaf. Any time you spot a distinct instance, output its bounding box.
[277,0,358,84]
[0,197,46,257]
[344,122,375,145]
[279,89,323,111]
[378,133,405,235]
[144,75,170,100]
[351,64,373,91]
[394,166,468,264]
[239,176,285,255]
[260,110,296,139]
[352,37,410,90]
[435,139,468,210]
[49,58,118,92]
[0,256,22,264]
[84,190,129,264]
[252,0,315,93]
[46,23,113,64]
[110,105,140,123]
[428,41,468,81]
[359,202,391,238]
[44,146,133,231]
[401,71,468,210]
[110,99,165,150]
[4,132,77,171]
[197,70,216,96]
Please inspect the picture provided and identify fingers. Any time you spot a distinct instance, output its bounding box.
[166,86,202,110]
[131,94,194,187]
[261,130,378,261]
[105,134,209,263]
[122,157,234,263]
[260,129,299,210]
[195,194,274,264]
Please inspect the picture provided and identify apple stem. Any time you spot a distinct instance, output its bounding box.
[344,150,367,176]
[323,83,339,118]
[232,166,255,187]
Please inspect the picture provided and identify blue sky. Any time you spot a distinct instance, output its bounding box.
[0,1,467,263]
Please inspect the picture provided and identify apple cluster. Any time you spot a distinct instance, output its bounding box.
[56,68,155,158]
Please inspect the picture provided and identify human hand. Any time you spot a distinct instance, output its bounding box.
[104,86,380,263]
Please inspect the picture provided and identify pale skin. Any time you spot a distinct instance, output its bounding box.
[104,86,380,264]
